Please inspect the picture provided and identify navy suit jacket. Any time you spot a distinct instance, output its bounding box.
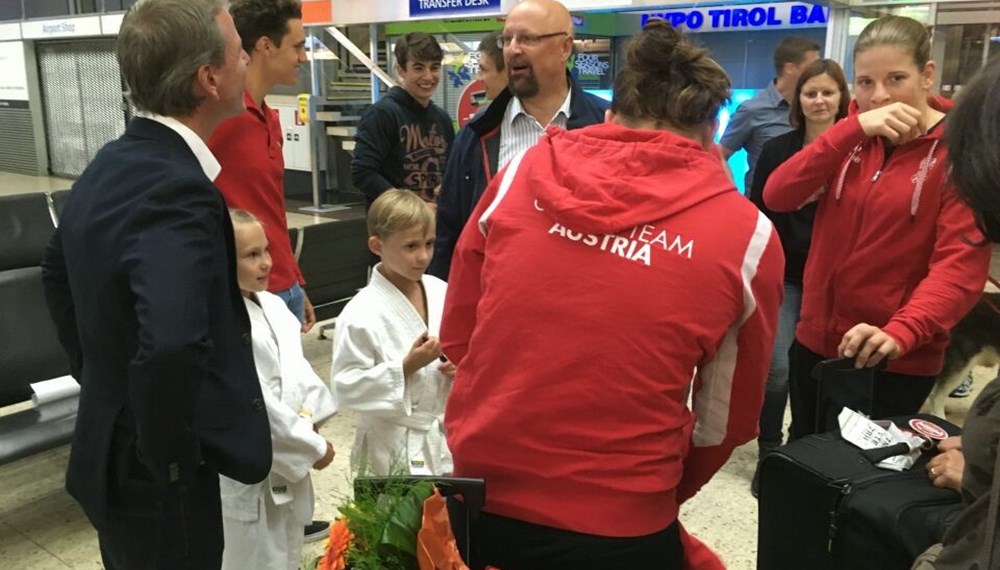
[41,117,272,525]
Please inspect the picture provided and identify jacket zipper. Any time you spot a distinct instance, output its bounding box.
[827,471,897,553]
[826,148,890,342]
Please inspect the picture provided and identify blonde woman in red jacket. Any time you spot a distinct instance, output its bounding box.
[763,15,991,440]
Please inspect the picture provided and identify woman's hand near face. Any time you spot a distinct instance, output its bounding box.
[858,102,924,145]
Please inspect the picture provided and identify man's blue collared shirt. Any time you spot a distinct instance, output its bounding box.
[720,81,793,191]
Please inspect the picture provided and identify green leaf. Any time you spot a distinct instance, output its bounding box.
[375,481,436,564]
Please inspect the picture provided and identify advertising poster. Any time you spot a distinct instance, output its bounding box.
[0,41,29,109]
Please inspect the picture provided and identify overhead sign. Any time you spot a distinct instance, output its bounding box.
[302,0,333,24]
[641,3,828,33]
[21,16,102,39]
[409,0,501,19]
[0,41,29,107]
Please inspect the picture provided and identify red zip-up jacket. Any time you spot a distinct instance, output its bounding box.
[441,123,783,562]
[763,97,990,375]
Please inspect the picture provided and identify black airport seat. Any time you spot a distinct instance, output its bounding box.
[299,217,369,323]
[0,193,75,466]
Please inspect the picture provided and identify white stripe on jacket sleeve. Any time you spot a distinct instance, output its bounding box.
[693,211,774,447]
[478,149,527,237]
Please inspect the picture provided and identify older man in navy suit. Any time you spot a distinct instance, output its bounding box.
[40,1,272,568]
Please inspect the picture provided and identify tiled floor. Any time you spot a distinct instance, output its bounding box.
[1,329,991,570]
[0,173,993,568]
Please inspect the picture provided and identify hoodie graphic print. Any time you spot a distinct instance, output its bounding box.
[351,86,455,206]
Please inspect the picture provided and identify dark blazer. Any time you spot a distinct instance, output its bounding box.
[41,117,272,526]
[427,75,608,280]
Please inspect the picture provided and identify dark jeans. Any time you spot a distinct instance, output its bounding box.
[97,461,224,570]
[788,341,936,440]
[475,511,684,570]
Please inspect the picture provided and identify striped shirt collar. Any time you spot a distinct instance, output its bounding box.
[505,88,574,129]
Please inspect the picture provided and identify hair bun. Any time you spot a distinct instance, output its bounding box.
[629,19,682,71]
[612,17,729,130]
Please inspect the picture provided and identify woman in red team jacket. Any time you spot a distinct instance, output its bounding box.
[763,15,990,440]
[441,18,784,570]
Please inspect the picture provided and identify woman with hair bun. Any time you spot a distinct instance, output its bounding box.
[440,19,784,569]
[764,15,990,439]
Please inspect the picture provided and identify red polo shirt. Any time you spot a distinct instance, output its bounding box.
[209,91,304,292]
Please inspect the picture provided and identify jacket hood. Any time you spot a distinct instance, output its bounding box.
[387,85,430,113]
[527,123,736,235]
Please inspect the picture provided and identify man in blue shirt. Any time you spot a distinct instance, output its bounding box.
[720,36,820,191]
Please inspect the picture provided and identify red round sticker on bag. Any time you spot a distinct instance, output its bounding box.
[909,418,948,440]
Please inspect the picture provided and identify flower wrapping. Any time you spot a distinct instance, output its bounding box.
[416,488,469,570]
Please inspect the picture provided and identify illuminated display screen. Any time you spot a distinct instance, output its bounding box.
[584,87,758,195]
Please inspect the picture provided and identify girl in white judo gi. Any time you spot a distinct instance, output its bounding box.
[331,189,454,476]
[222,209,338,570]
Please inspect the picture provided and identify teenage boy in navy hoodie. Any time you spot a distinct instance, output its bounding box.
[351,32,455,210]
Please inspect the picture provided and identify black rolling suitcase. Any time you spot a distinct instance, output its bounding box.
[757,413,963,570]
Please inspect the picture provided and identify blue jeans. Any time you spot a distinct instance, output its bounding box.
[758,283,802,448]
[273,282,305,323]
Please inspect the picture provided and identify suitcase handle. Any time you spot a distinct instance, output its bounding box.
[812,357,888,433]
[859,442,912,464]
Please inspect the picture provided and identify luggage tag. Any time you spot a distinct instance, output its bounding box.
[896,418,950,453]
[838,408,924,471]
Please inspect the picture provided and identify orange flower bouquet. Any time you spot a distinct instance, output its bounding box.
[313,479,471,570]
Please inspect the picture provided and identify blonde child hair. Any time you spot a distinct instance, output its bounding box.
[367,189,435,239]
[229,208,260,227]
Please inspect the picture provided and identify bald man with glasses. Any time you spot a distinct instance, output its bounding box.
[428,0,608,280]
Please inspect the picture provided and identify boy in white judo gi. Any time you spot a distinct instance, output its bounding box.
[331,189,454,476]
[222,209,338,570]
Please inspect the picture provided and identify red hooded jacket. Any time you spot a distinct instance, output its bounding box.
[763,97,990,375]
[441,122,784,566]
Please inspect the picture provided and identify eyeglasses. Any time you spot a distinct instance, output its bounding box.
[497,32,568,48]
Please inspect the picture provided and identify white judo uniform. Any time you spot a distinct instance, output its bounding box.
[331,266,453,476]
[221,291,337,570]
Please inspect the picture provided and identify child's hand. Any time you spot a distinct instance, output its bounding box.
[403,333,442,377]
[314,440,335,470]
[438,360,456,380]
